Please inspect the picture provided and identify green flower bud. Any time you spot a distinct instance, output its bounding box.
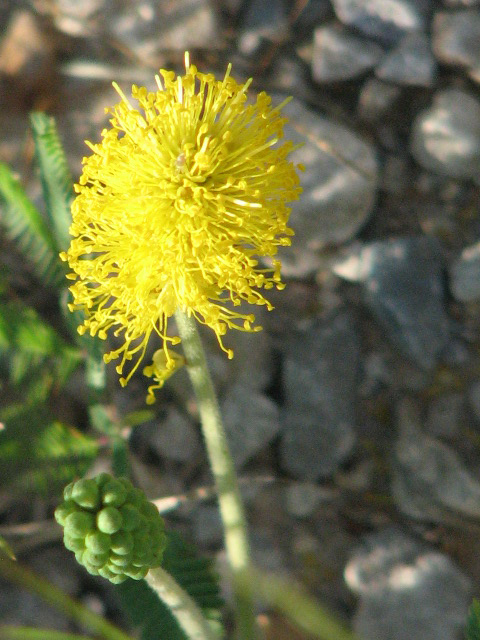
[107,562,127,575]
[125,566,148,580]
[94,472,111,489]
[54,500,77,526]
[71,478,100,509]
[57,473,167,584]
[64,511,95,537]
[109,553,131,567]
[83,549,109,567]
[97,565,116,580]
[111,530,134,555]
[119,504,140,532]
[85,531,111,554]
[102,478,128,507]
[141,500,159,519]
[97,507,122,534]
[64,535,85,553]
[63,482,75,501]
[98,565,127,584]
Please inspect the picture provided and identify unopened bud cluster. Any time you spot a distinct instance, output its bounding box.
[55,473,166,584]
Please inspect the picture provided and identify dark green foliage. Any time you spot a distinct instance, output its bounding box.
[0,404,98,496]
[0,163,64,287]
[466,599,480,640]
[29,112,74,253]
[56,474,167,584]
[117,531,224,639]
[0,299,82,403]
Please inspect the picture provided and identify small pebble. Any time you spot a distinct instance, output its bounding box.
[280,98,378,276]
[410,88,480,178]
[393,398,480,522]
[222,383,281,469]
[312,25,384,83]
[333,237,449,371]
[345,527,472,640]
[450,241,480,302]
[331,0,427,45]
[433,10,480,82]
[280,309,359,480]
[375,30,436,87]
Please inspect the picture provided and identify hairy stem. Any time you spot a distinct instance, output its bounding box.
[174,310,258,640]
[146,567,218,640]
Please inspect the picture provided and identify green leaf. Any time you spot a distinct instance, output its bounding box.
[467,599,480,640]
[30,112,74,253]
[0,163,64,287]
[0,535,16,560]
[0,299,82,402]
[0,404,98,497]
[117,532,224,640]
[0,626,94,640]
[123,410,156,428]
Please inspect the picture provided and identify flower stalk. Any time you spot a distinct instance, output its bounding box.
[146,566,218,640]
[175,309,258,640]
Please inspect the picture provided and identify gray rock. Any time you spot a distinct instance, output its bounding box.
[410,89,480,178]
[444,0,480,5]
[284,482,331,518]
[192,504,222,547]
[237,0,289,55]
[331,0,427,45]
[433,10,480,82]
[51,0,105,36]
[279,98,378,276]
[375,31,437,86]
[450,241,480,302]
[345,528,472,640]
[467,379,480,422]
[108,0,219,63]
[333,237,449,371]
[150,407,201,463]
[426,392,464,438]
[359,350,393,395]
[222,383,281,469]
[294,0,331,33]
[280,309,359,480]
[357,77,402,121]
[251,527,287,572]
[312,26,384,82]
[268,54,312,98]
[443,0,480,7]
[392,398,480,522]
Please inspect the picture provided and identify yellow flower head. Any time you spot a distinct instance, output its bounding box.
[62,53,301,390]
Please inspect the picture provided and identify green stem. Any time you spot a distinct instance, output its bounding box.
[174,310,258,640]
[146,567,218,640]
[0,627,93,640]
[0,559,131,640]
[244,568,358,640]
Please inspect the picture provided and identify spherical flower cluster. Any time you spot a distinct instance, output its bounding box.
[55,474,166,584]
[60,53,301,396]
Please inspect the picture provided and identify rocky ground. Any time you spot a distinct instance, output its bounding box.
[1,1,480,638]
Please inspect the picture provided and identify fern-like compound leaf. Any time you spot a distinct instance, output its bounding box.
[0,299,82,403]
[30,112,74,253]
[0,163,64,287]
